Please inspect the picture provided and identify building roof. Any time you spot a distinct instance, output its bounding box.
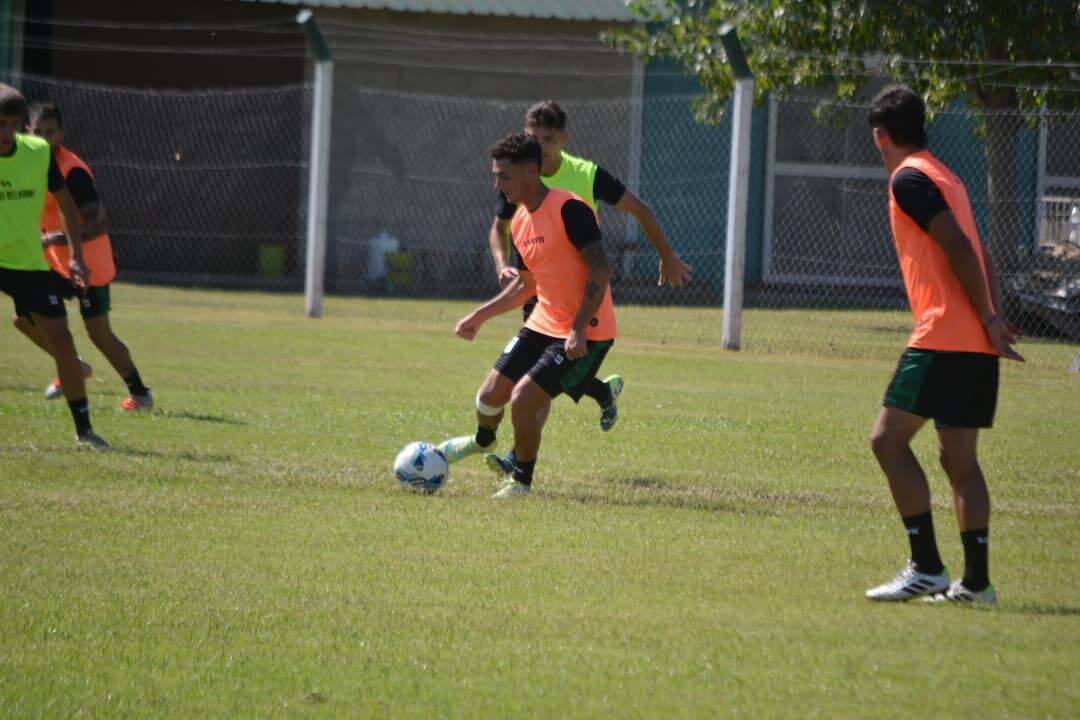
[243,0,640,22]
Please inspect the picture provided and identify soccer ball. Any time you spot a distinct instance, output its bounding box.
[394,441,449,494]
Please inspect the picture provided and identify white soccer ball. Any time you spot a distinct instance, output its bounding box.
[394,441,449,494]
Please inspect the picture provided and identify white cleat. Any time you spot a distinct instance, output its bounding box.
[925,581,997,606]
[865,560,949,602]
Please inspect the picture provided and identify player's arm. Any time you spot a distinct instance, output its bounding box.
[488,217,516,286]
[565,200,611,360]
[46,151,87,288]
[595,167,692,287]
[456,248,534,341]
[65,167,107,240]
[488,192,518,286]
[893,168,1022,361]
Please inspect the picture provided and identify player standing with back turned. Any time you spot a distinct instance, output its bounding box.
[863,85,1022,605]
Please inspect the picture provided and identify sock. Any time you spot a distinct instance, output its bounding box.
[902,511,944,575]
[513,459,535,486]
[476,426,496,448]
[124,367,150,396]
[960,529,990,591]
[583,377,612,408]
[68,398,92,436]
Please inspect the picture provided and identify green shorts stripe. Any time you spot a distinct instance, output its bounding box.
[884,348,935,412]
[560,339,614,395]
[883,348,999,429]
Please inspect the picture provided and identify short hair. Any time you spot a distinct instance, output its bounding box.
[490,132,542,168]
[867,85,927,148]
[525,100,566,131]
[29,101,62,129]
[0,83,27,119]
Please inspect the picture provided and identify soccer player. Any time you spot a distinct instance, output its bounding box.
[12,102,153,412]
[0,84,109,449]
[487,100,693,432]
[446,132,616,498]
[863,85,1022,605]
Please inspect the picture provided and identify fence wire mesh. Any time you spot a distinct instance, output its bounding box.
[12,72,1080,352]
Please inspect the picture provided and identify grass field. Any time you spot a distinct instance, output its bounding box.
[2,284,1078,718]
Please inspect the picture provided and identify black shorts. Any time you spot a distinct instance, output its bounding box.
[494,326,613,401]
[0,267,68,319]
[65,283,110,319]
[883,348,999,429]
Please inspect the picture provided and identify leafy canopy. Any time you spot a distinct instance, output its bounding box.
[611,0,1079,116]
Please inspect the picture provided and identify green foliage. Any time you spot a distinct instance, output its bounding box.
[613,0,1079,116]
[1,286,1078,717]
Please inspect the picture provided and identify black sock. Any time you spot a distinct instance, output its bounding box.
[124,367,149,396]
[68,398,92,436]
[476,426,496,448]
[903,512,944,574]
[583,377,611,407]
[513,459,535,486]
[960,529,990,591]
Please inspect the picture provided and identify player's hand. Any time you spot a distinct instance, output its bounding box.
[496,266,519,288]
[68,257,88,293]
[455,313,483,341]
[564,328,587,360]
[658,253,693,287]
[985,315,1024,362]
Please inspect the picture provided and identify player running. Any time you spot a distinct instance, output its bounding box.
[442,132,617,498]
[0,84,109,448]
[487,101,693,432]
[12,102,153,412]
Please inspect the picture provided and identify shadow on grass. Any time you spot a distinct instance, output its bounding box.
[552,476,780,516]
[152,409,246,425]
[107,446,237,464]
[1005,603,1080,616]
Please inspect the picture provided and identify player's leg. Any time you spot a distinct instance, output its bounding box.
[930,427,994,603]
[80,287,152,411]
[13,276,92,400]
[489,376,551,498]
[439,328,545,463]
[437,368,511,463]
[866,348,949,601]
[926,353,999,604]
[12,312,52,353]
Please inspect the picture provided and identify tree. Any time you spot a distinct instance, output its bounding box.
[610,0,1080,274]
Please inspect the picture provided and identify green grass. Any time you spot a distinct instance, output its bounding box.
[2,284,1078,718]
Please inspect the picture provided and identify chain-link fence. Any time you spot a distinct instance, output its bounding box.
[15,71,310,289]
[12,72,1080,350]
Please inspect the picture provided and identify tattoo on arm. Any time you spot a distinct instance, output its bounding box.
[579,241,610,272]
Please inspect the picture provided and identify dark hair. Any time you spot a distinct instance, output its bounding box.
[525,100,566,131]
[490,132,542,167]
[0,83,27,119]
[867,85,927,148]
[29,101,62,129]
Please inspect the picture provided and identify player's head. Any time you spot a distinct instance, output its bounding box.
[868,85,928,151]
[524,100,568,175]
[0,83,27,154]
[490,132,542,205]
[28,102,64,149]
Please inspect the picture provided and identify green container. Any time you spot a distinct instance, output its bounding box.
[258,245,285,278]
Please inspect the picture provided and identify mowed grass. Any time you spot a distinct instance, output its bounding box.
[1,284,1078,718]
